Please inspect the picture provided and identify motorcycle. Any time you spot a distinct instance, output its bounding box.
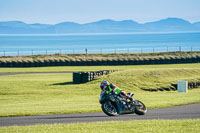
[99,90,147,116]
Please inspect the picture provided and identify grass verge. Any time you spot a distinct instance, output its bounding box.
[0,63,200,73]
[0,119,200,133]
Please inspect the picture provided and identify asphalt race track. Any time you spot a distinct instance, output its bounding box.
[0,103,200,127]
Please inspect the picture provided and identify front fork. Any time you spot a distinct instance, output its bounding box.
[115,98,123,114]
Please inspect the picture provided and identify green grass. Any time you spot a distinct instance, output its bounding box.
[0,119,200,133]
[0,63,200,117]
[0,63,200,73]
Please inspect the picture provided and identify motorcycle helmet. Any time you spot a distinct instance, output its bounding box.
[100,81,109,90]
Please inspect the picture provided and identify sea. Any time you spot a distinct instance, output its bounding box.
[0,32,200,56]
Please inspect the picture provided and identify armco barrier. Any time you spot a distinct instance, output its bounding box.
[73,70,116,84]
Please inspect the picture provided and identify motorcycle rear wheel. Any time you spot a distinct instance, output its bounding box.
[135,100,147,115]
[101,101,118,116]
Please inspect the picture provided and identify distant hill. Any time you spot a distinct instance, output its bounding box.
[0,21,55,34]
[143,18,198,32]
[0,18,200,34]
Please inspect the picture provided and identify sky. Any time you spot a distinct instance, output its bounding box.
[0,0,200,24]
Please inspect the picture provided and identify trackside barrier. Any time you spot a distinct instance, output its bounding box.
[178,81,188,93]
[73,70,117,84]
[142,81,200,92]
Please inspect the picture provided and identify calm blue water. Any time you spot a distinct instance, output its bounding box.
[0,32,200,56]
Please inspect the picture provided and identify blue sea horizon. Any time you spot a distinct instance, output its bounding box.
[0,32,200,56]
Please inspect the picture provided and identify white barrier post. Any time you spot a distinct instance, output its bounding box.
[178,81,188,93]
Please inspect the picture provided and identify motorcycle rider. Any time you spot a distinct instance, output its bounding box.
[100,81,133,114]
[100,81,133,101]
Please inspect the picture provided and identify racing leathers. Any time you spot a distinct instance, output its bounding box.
[105,83,132,100]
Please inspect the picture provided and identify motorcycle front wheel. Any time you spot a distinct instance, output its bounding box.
[101,101,118,116]
[135,100,147,115]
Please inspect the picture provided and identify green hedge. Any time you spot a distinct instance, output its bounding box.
[0,52,200,67]
[0,57,200,67]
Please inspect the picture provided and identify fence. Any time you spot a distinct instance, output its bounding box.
[1,46,200,56]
